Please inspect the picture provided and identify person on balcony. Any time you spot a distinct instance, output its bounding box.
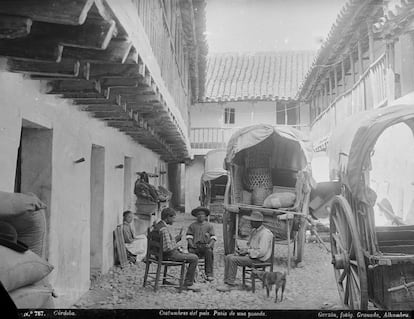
[186,207,217,281]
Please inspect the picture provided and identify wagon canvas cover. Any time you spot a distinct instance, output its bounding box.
[328,92,414,199]
[225,124,313,171]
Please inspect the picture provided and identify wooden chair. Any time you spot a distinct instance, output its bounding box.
[142,228,186,292]
[242,236,276,293]
[113,225,129,268]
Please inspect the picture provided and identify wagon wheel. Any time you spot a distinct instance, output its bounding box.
[295,217,307,264]
[330,195,368,310]
[223,209,235,255]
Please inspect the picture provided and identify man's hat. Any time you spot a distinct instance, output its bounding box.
[191,206,210,217]
[0,221,28,253]
[243,210,264,222]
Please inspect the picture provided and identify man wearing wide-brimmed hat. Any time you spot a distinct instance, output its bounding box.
[186,206,217,281]
[217,210,273,292]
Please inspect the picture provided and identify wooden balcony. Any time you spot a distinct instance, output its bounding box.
[191,125,307,155]
[311,53,388,151]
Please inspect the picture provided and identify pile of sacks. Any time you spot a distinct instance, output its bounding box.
[0,191,55,308]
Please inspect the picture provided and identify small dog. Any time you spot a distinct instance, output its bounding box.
[252,270,287,303]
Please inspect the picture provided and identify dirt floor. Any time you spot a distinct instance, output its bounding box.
[74,213,343,309]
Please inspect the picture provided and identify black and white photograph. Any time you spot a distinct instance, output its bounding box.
[0,0,413,317]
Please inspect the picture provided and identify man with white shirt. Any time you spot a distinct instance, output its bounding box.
[217,210,273,291]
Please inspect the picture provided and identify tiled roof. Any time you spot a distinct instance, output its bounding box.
[202,51,315,102]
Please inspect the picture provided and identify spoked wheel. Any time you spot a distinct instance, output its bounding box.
[223,209,235,255]
[330,195,368,310]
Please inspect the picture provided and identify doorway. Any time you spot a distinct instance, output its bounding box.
[90,144,105,279]
[14,119,53,258]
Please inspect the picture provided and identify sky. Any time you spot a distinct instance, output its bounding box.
[205,0,346,53]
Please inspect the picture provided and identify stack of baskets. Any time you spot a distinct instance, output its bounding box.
[244,139,273,206]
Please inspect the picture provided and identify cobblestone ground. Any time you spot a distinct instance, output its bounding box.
[74,213,342,309]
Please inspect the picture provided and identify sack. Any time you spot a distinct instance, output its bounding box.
[0,246,54,292]
[1,209,47,257]
[0,191,46,217]
[263,192,296,209]
[9,282,54,308]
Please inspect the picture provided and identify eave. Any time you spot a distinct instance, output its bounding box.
[0,0,192,162]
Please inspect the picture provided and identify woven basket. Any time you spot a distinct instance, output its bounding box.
[246,168,272,189]
[252,187,273,206]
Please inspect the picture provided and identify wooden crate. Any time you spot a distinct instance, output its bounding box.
[368,262,414,310]
[368,225,414,309]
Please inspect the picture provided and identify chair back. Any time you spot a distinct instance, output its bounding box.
[146,227,164,261]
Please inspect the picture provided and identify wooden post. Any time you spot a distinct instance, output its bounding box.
[386,40,396,103]
[287,217,290,274]
[341,58,346,93]
[328,73,332,104]
[367,21,378,108]
[357,39,364,78]
[334,66,339,100]
[367,21,375,63]
[350,52,356,83]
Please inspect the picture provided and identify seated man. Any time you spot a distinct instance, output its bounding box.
[217,210,273,292]
[122,211,147,263]
[186,207,217,281]
[153,207,202,291]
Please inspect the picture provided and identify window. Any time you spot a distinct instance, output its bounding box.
[224,108,235,124]
[276,101,298,125]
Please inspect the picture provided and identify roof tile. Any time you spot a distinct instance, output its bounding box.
[203,51,315,102]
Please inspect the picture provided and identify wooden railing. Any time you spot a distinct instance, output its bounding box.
[311,53,387,149]
[133,0,190,125]
[191,125,307,150]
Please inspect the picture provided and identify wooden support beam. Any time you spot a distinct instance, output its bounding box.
[46,79,99,94]
[92,111,129,119]
[82,105,119,112]
[0,37,62,62]
[99,78,140,89]
[61,92,103,99]
[0,0,94,26]
[0,15,32,39]
[63,39,133,64]
[85,63,140,80]
[104,85,154,99]
[106,120,135,127]
[7,59,80,77]
[92,0,115,23]
[72,98,115,105]
[31,17,116,50]
[124,46,138,64]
